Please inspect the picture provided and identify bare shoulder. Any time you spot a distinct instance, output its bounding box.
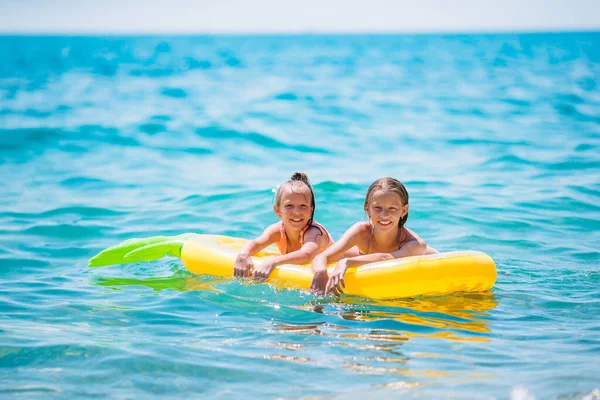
[349,221,371,236]
[404,228,437,253]
[304,224,329,245]
[341,221,371,249]
[264,222,281,233]
[262,222,282,241]
[404,228,427,245]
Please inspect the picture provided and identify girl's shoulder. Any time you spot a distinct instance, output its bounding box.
[304,221,332,241]
[265,221,283,232]
[343,221,372,240]
[403,228,425,245]
[306,220,330,234]
[351,221,372,234]
[263,222,283,239]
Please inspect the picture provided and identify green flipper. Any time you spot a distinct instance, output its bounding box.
[88,233,195,267]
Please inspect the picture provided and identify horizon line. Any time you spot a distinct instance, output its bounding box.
[2,27,600,37]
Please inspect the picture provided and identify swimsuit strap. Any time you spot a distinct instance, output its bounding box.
[397,227,406,251]
[358,222,374,255]
[276,221,309,255]
[362,222,405,254]
[366,222,374,254]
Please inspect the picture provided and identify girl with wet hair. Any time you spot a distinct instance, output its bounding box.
[234,172,334,283]
[311,177,437,295]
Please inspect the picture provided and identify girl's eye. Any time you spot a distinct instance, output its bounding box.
[285,205,293,208]
[374,207,382,211]
[390,208,397,212]
[301,205,308,209]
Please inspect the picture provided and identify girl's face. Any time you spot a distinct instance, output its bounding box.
[366,189,408,231]
[274,187,313,230]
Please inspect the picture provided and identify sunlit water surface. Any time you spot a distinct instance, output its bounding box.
[0,33,599,399]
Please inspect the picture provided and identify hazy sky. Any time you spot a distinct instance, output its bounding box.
[1,0,600,34]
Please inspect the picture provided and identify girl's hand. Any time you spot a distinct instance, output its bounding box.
[310,269,329,294]
[252,258,277,282]
[326,259,349,296]
[234,254,254,278]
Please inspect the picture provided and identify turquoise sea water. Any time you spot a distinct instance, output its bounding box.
[0,33,599,398]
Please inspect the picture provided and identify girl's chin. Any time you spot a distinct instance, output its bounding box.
[285,221,305,229]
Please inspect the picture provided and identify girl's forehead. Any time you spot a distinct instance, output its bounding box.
[370,189,403,203]
[280,186,310,202]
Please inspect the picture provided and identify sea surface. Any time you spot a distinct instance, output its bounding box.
[0,33,599,399]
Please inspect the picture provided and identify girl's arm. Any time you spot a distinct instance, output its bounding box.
[389,229,428,258]
[389,240,428,258]
[340,237,427,269]
[342,229,428,267]
[234,224,280,277]
[326,231,428,296]
[309,222,365,292]
[402,228,438,254]
[252,225,332,281]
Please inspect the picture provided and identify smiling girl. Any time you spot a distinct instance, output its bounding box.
[310,177,437,295]
[233,172,334,283]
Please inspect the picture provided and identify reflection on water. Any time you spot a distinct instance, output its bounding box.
[93,269,498,385]
[263,354,313,363]
[337,330,409,343]
[378,381,430,389]
[94,270,497,344]
[93,270,227,293]
[271,322,326,335]
[345,363,449,378]
[324,292,498,341]
[275,291,497,384]
[374,293,499,315]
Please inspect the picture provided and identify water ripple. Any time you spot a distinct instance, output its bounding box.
[1,32,599,399]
